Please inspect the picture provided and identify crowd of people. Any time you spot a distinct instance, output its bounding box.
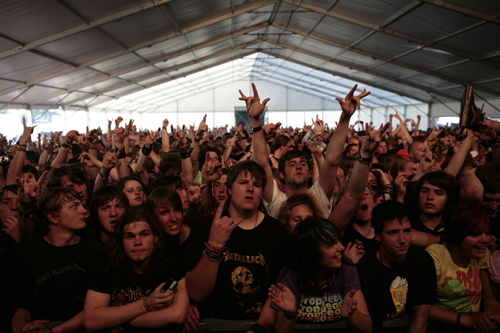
[1,83,500,333]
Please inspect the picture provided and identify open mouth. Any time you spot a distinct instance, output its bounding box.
[361,204,368,211]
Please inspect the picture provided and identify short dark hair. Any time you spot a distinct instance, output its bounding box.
[147,175,183,195]
[418,171,457,206]
[89,185,129,220]
[371,200,410,234]
[278,149,312,174]
[37,187,81,234]
[227,160,267,190]
[147,186,184,215]
[46,164,89,192]
[22,164,39,181]
[271,135,291,153]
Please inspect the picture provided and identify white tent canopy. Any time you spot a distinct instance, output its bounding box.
[1,0,499,134]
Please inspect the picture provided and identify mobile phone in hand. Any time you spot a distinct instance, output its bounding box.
[160,277,178,293]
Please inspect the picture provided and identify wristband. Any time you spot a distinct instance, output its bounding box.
[141,146,152,156]
[251,125,263,134]
[356,155,371,165]
[456,313,462,327]
[99,171,108,180]
[17,147,27,152]
[194,137,201,143]
[88,145,97,149]
[284,311,298,320]
[62,143,71,150]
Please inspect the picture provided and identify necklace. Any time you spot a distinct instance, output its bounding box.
[310,271,336,291]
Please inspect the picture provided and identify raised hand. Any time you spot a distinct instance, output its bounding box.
[361,122,390,157]
[182,178,206,207]
[474,121,497,143]
[420,150,436,173]
[183,304,200,332]
[341,289,357,320]
[163,119,169,128]
[239,83,270,120]
[336,84,371,117]
[394,172,409,196]
[208,198,242,248]
[202,159,222,183]
[16,170,48,207]
[196,114,208,138]
[79,152,102,168]
[115,116,123,128]
[313,114,324,135]
[268,283,297,314]
[102,151,119,170]
[21,117,36,144]
[65,130,79,145]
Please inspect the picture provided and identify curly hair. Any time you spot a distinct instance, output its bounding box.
[106,208,166,291]
[277,193,319,226]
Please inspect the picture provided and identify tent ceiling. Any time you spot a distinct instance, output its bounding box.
[0,0,499,112]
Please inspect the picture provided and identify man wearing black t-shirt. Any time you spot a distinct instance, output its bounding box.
[358,200,436,333]
[11,187,101,333]
[185,160,289,320]
[84,208,188,332]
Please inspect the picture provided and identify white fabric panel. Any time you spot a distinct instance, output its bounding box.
[323,99,341,111]
[372,108,387,127]
[323,111,342,129]
[268,112,286,127]
[286,111,305,129]
[89,110,108,131]
[65,110,88,133]
[288,90,322,111]
[178,90,214,112]
[214,81,249,112]
[214,112,234,128]
[358,108,371,126]
[156,102,178,113]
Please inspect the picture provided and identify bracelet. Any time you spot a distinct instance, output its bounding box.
[489,139,500,145]
[284,311,298,320]
[456,313,462,327]
[162,127,167,130]
[383,187,393,195]
[88,145,97,149]
[203,249,225,262]
[139,299,148,313]
[356,155,371,165]
[251,125,263,134]
[62,143,71,150]
[142,146,152,156]
[180,145,193,159]
[99,171,108,180]
[143,298,150,312]
[249,323,268,333]
[194,137,201,143]
[206,241,225,252]
[17,147,27,152]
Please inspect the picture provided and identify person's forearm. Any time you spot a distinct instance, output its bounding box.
[459,171,483,208]
[346,312,372,333]
[6,149,25,185]
[118,159,130,179]
[88,146,98,160]
[135,151,148,174]
[186,258,220,304]
[445,139,472,177]
[94,167,110,192]
[85,300,145,331]
[275,311,295,333]
[162,128,170,153]
[429,304,471,328]
[182,153,194,184]
[407,305,430,333]
[51,148,69,168]
[39,148,48,167]
[11,308,30,333]
[411,229,440,248]
[326,114,350,166]
[53,311,84,333]
[130,280,189,328]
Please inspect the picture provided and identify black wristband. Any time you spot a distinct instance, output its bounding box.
[251,125,263,134]
[356,155,371,165]
[284,311,297,320]
[142,146,152,156]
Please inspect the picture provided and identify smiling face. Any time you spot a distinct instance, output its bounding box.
[123,221,157,274]
[376,218,412,266]
[320,241,345,270]
[156,205,183,236]
[480,192,500,218]
[228,172,262,213]
[123,180,145,207]
[419,181,447,216]
[460,232,490,260]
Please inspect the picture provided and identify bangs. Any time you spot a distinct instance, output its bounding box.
[465,211,490,236]
[314,222,342,247]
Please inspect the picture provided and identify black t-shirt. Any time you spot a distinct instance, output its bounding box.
[185,212,290,320]
[489,215,500,249]
[357,247,437,332]
[87,251,185,333]
[342,222,378,253]
[409,215,445,236]
[12,235,102,322]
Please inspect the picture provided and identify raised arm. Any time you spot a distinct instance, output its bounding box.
[329,122,389,233]
[6,118,35,185]
[320,85,371,199]
[239,83,273,203]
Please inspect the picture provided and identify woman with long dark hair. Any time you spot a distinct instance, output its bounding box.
[268,217,371,333]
